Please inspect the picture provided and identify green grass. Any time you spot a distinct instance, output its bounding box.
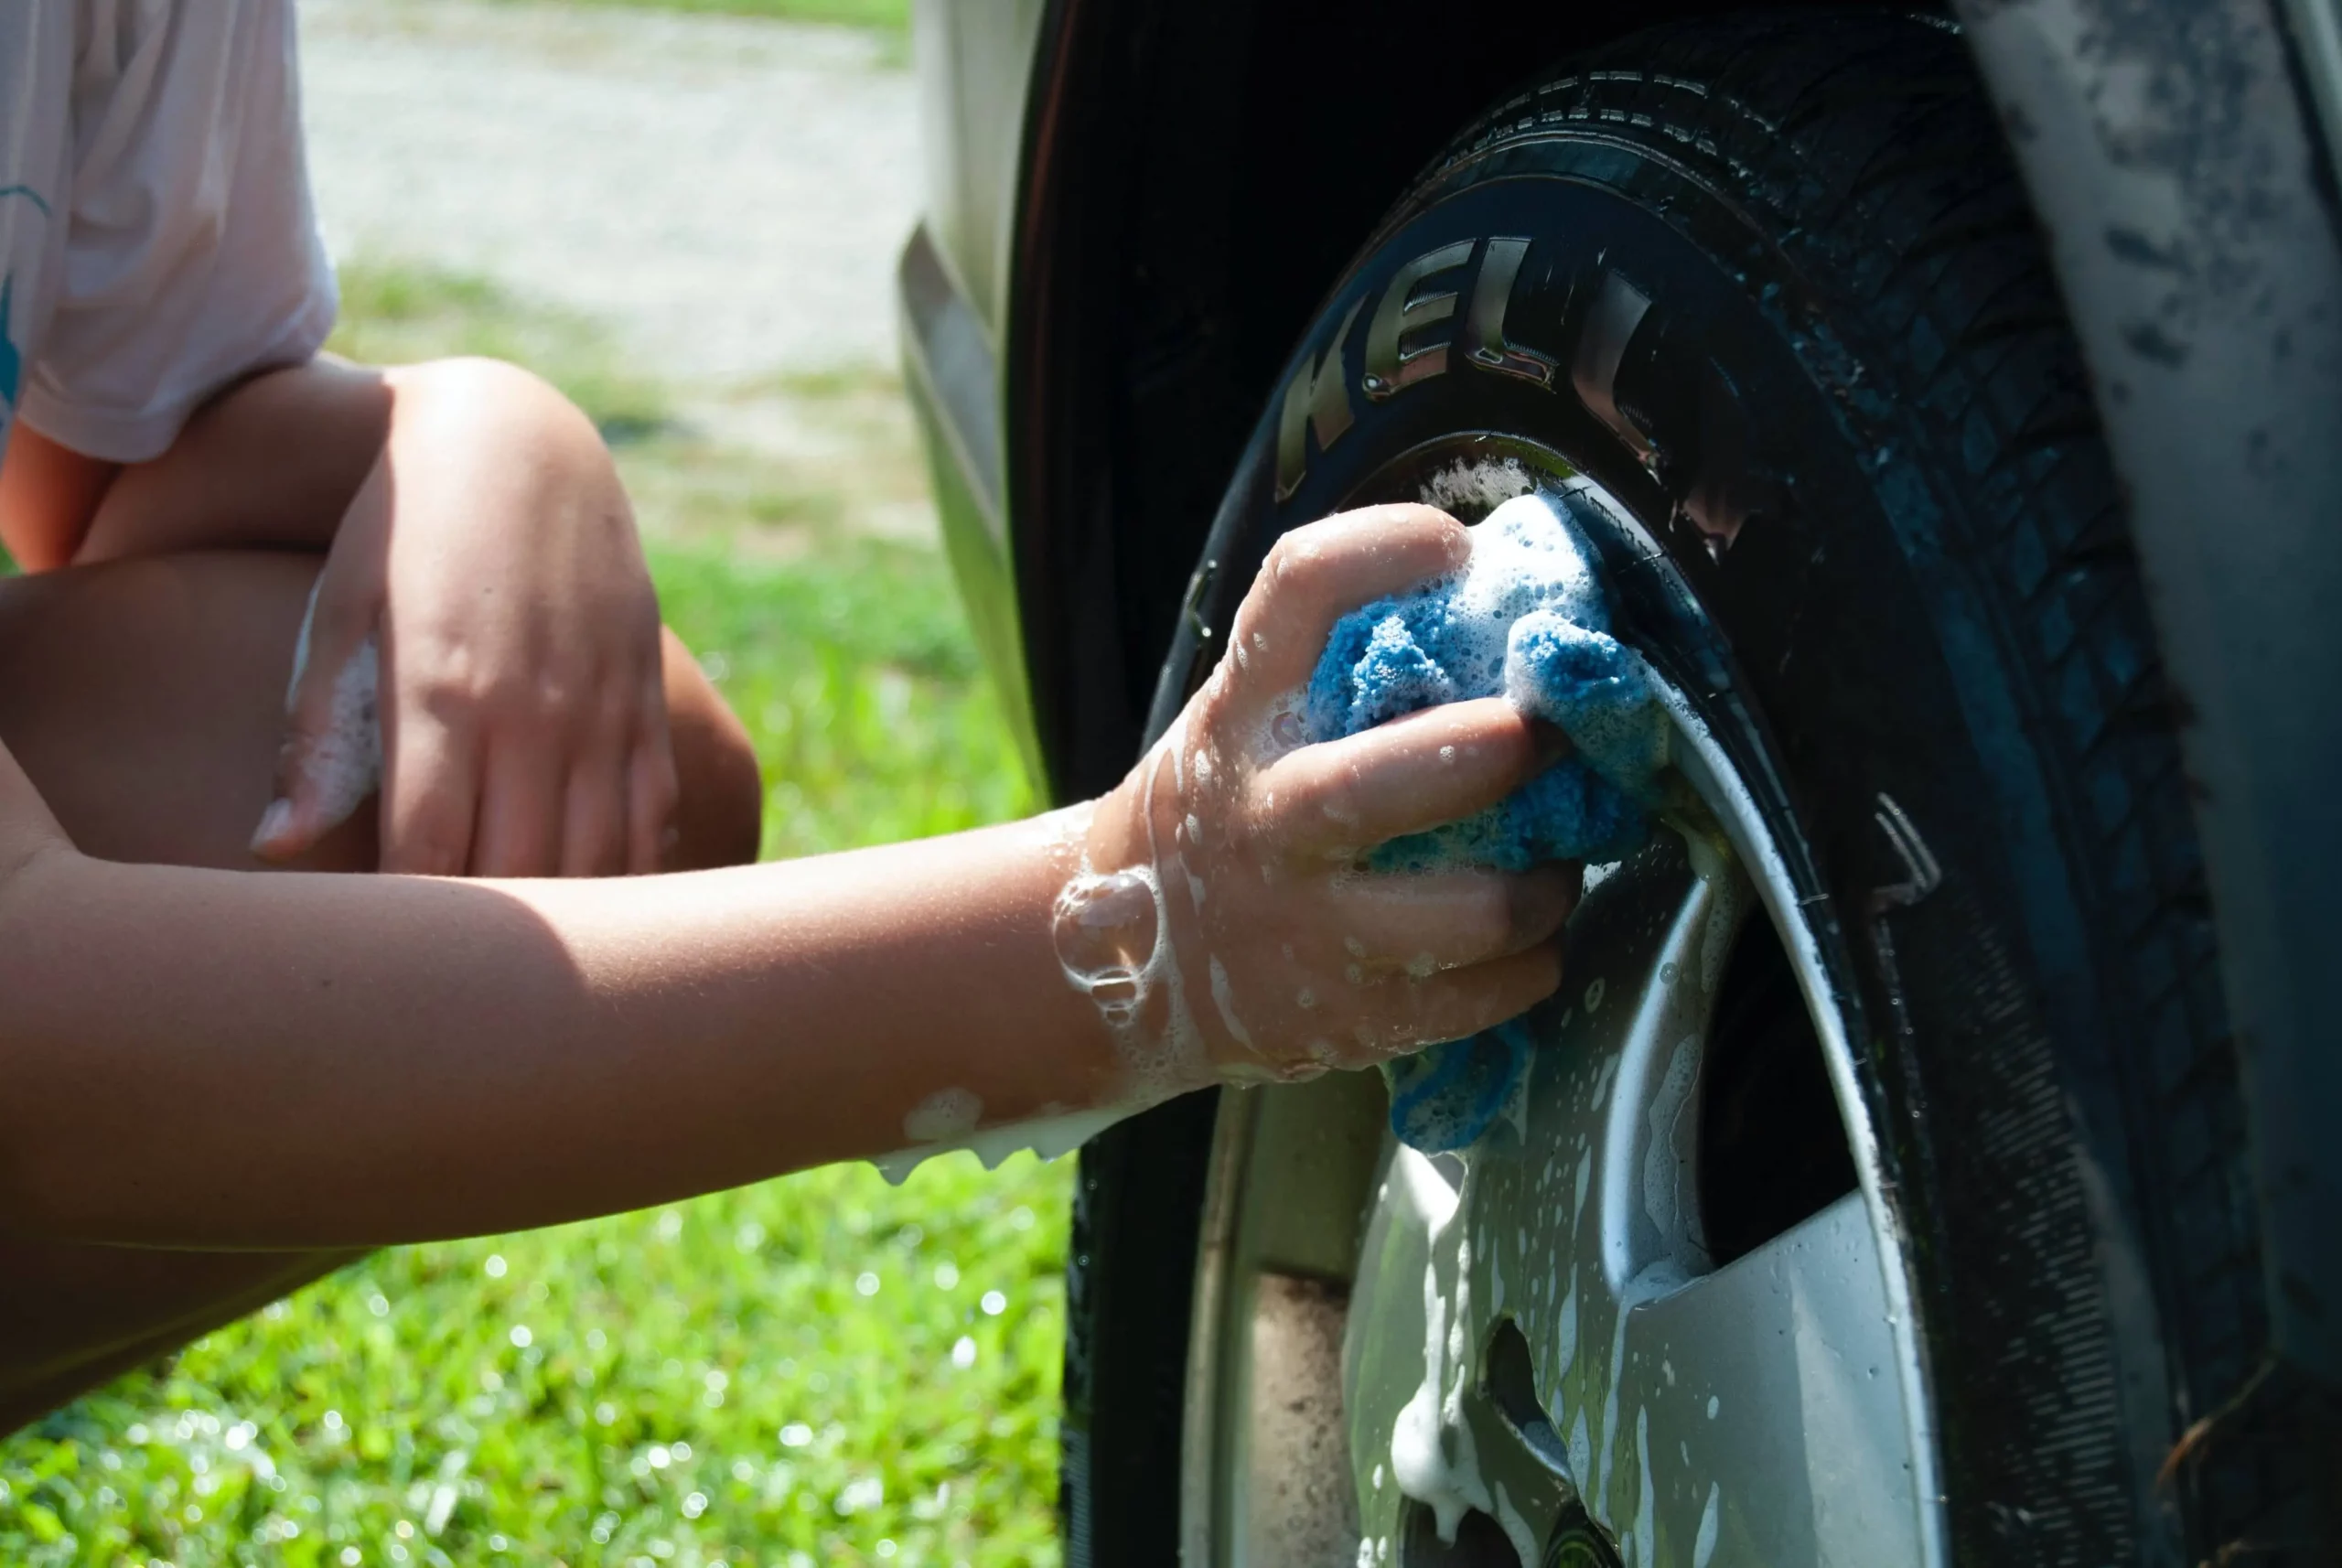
[0,263,1063,1565]
[478,0,906,36]
[328,264,673,444]
[5,1162,1068,1568]
[650,538,1031,859]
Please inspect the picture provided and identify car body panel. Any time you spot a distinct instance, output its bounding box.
[897,0,1048,780]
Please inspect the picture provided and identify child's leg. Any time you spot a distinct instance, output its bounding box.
[0,1242,369,1435]
[0,546,763,1432]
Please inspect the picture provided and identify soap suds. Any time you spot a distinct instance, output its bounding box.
[902,1087,982,1144]
[1692,1481,1721,1568]
[1632,1406,1656,1568]
[1388,1150,1495,1545]
[1641,1034,1700,1249]
[1209,956,1254,1048]
[282,582,383,836]
[1418,455,1535,518]
[1052,868,1166,1032]
[1490,1479,1539,1567]
[870,1102,1127,1186]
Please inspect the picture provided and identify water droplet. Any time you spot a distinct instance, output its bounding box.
[981,1290,1007,1316]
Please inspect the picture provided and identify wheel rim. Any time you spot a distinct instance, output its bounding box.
[1177,447,1945,1568]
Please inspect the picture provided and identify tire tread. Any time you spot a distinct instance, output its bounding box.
[1419,14,2295,1562]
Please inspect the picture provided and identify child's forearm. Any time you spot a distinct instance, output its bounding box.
[0,507,1573,1252]
[0,810,1120,1249]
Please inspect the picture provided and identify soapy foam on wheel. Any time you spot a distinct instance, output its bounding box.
[1418,456,1535,519]
[1385,1150,1541,1567]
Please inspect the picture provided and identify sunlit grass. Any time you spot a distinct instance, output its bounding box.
[0,260,1062,1565]
[651,538,1032,859]
[328,263,674,445]
[483,0,907,34]
[4,1161,1068,1568]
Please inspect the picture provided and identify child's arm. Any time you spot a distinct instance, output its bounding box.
[0,508,1568,1250]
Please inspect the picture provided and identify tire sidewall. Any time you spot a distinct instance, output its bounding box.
[1154,75,2175,1564]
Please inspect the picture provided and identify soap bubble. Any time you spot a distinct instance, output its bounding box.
[1052,868,1164,1026]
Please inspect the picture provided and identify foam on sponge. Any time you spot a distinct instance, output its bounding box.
[1305,494,1667,1151]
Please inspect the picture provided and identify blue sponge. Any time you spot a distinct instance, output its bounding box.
[1304,493,1668,1152]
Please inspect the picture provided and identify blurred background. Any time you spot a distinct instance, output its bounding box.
[0,2,1069,1563]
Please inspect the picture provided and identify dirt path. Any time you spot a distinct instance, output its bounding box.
[298,0,920,383]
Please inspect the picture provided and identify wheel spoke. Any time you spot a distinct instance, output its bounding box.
[1342,789,1926,1563]
[1581,1195,1926,1564]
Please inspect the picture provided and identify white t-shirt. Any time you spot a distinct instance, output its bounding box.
[0,0,336,467]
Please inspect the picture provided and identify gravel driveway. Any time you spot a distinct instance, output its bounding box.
[298,0,920,383]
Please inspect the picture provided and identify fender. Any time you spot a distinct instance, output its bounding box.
[1957,0,2342,1393]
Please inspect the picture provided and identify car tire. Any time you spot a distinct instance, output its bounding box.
[1058,12,2329,1565]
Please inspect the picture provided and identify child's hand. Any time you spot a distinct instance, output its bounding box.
[1069,505,1574,1096]
[252,360,677,876]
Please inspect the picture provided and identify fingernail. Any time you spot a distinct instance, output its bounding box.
[251,798,293,852]
[1530,719,1572,770]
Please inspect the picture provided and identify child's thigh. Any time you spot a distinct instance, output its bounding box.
[0,550,378,871]
[0,552,376,1434]
[0,1240,364,1436]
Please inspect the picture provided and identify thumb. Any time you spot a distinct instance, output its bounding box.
[252,573,386,861]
